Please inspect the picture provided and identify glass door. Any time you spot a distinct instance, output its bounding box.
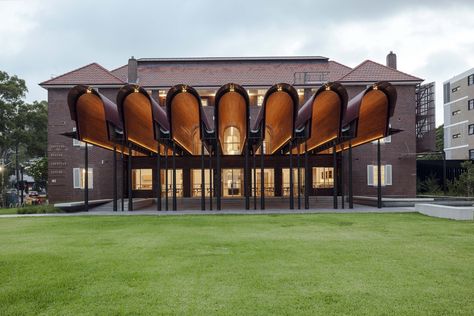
[222,169,242,197]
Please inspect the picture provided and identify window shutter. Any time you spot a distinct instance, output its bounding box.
[73,168,81,188]
[367,165,374,186]
[385,165,392,186]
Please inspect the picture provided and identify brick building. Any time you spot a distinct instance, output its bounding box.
[41,53,423,205]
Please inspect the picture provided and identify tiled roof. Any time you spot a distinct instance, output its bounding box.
[40,63,125,86]
[110,64,128,82]
[336,60,423,82]
[135,59,344,87]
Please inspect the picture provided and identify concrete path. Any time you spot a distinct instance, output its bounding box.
[0,206,415,218]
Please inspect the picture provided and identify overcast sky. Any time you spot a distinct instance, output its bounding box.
[1,0,474,126]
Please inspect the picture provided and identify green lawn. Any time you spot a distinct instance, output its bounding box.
[0,213,473,315]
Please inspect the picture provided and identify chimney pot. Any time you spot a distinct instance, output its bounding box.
[128,56,138,83]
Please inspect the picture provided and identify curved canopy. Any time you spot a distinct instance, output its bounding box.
[295,82,348,153]
[339,81,397,149]
[252,83,299,154]
[117,84,170,154]
[166,84,213,155]
[214,83,249,155]
[67,85,124,152]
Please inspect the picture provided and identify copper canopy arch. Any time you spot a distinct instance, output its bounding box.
[294,82,348,153]
[252,83,299,155]
[166,84,214,155]
[67,85,125,152]
[214,83,250,155]
[116,84,170,155]
[338,81,397,151]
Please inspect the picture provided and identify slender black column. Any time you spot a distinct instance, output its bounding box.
[209,148,213,210]
[245,143,250,210]
[333,145,338,209]
[172,143,177,211]
[165,145,169,211]
[304,142,309,209]
[84,142,89,211]
[297,145,301,210]
[442,151,447,195]
[216,142,221,210]
[201,142,205,211]
[348,142,354,209]
[113,146,117,212]
[341,146,345,209]
[157,144,161,211]
[260,144,265,210]
[128,147,133,211]
[121,142,124,212]
[377,139,382,209]
[253,147,257,210]
[289,141,294,210]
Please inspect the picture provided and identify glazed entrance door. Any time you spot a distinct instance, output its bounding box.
[222,169,242,197]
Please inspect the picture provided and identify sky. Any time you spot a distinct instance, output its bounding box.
[1,0,474,126]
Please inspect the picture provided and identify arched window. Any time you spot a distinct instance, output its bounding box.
[223,126,240,155]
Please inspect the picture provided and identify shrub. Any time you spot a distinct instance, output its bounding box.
[16,205,62,214]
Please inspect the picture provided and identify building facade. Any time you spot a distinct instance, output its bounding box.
[41,53,423,204]
[443,68,474,159]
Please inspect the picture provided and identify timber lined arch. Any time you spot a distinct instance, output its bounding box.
[215,83,249,155]
[67,85,124,152]
[166,85,205,155]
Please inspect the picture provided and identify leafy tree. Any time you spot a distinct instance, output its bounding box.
[26,157,48,191]
[448,161,474,197]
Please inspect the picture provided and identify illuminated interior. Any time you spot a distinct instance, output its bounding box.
[217,90,247,155]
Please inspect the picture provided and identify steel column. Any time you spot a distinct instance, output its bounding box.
[216,142,221,210]
[209,148,213,210]
[201,142,205,211]
[84,142,88,211]
[253,146,257,210]
[113,146,117,212]
[172,143,177,211]
[289,141,294,209]
[341,146,345,209]
[165,145,168,211]
[157,144,161,211]
[260,144,265,210]
[128,146,132,211]
[377,139,382,209]
[245,143,250,210]
[297,145,301,209]
[348,142,353,209]
[121,141,124,212]
[304,142,309,209]
[333,145,338,209]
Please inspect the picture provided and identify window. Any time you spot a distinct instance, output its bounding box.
[257,95,264,107]
[367,165,392,186]
[452,86,459,93]
[252,168,275,196]
[469,124,474,135]
[160,169,183,197]
[470,149,474,160]
[312,167,334,188]
[132,169,152,190]
[468,99,474,111]
[72,127,83,147]
[201,98,208,107]
[73,168,93,189]
[282,168,305,196]
[191,169,213,197]
[468,74,474,86]
[452,133,461,139]
[452,110,461,116]
[223,126,240,155]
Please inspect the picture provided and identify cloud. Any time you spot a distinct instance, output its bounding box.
[1,0,474,126]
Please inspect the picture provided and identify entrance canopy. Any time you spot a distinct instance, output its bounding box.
[66,81,397,156]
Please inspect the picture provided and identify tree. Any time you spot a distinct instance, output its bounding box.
[26,157,48,191]
[448,161,474,197]
[418,124,444,160]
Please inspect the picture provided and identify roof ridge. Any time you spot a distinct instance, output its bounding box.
[110,64,127,73]
[40,62,125,86]
[329,60,352,70]
[337,59,422,82]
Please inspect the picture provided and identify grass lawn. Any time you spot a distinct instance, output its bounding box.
[0,213,473,315]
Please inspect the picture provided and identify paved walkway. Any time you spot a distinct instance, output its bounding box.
[0,206,415,218]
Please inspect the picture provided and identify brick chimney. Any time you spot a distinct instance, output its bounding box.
[127,56,138,83]
[386,51,397,69]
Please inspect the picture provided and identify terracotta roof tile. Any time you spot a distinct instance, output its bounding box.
[40,63,125,86]
[336,60,422,82]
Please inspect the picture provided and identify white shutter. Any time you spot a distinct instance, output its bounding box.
[87,168,93,189]
[385,165,392,186]
[367,165,374,186]
[73,168,81,188]
[72,128,81,147]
